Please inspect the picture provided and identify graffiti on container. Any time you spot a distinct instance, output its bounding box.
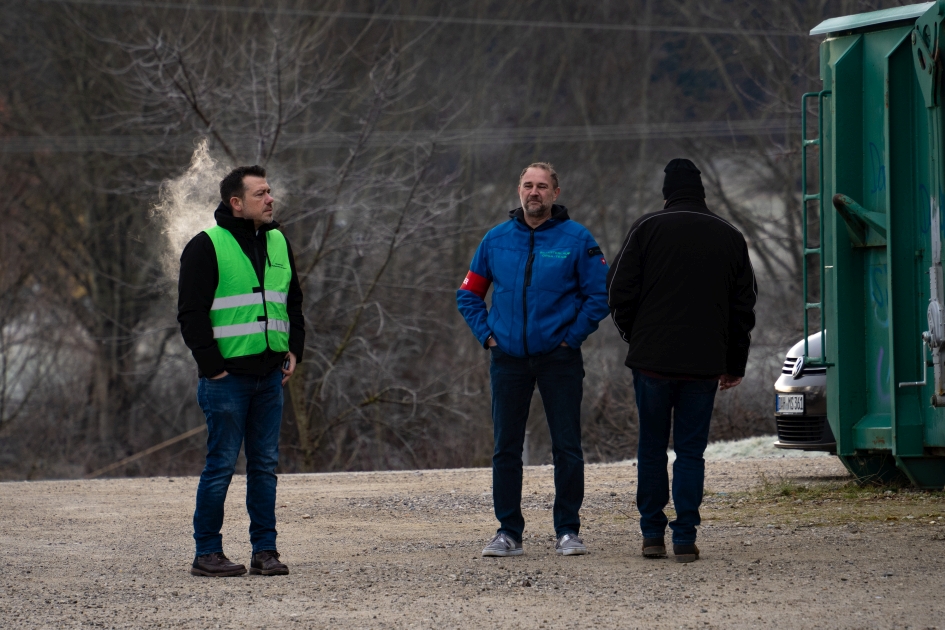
[915,184,945,242]
[941,188,945,241]
[871,263,888,328]
[876,346,891,405]
[868,143,886,194]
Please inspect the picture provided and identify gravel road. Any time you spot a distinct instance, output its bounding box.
[2,456,944,628]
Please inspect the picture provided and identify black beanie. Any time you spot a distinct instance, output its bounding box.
[662,158,705,200]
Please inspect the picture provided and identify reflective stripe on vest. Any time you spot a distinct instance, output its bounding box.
[204,226,292,359]
[212,319,290,338]
[210,290,287,311]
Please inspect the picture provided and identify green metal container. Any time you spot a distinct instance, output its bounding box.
[804,1,945,488]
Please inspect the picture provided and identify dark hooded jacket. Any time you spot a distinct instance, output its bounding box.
[606,194,757,377]
[177,202,305,378]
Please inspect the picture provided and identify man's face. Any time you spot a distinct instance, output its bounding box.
[518,167,559,217]
[230,176,274,226]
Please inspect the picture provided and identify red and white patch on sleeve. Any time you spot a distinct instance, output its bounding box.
[460,270,490,298]
[600,257,607,265]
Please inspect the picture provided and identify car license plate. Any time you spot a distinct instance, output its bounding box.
[776,393,804,415]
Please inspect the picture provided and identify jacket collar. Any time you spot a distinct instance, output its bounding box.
[213,201,281,236]
[664,192,708,210]
[509,203,571,230]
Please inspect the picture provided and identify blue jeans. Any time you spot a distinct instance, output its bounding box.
[193,369,283,556]
[489,345,585,541]
[632,370,718,545]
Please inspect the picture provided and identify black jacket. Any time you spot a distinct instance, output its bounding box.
[177,203,305,378]
[606,195,757,377]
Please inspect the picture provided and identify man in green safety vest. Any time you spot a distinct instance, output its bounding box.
[178,165,305,577]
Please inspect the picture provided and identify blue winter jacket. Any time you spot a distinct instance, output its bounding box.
[457,205,610,357]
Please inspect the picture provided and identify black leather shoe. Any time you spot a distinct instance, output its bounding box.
[673,543,700,563]
[642,537,667,558]
[190,552,247,577]
[251,550,289,576]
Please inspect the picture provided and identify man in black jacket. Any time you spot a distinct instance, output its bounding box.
[606,158,756,563]
[178,165,304,577]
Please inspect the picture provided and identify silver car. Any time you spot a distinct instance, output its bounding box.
[773,331,835,452]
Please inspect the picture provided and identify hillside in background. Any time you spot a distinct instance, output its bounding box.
[0,0,904,479]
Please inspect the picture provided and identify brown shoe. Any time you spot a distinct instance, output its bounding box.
[673,543,700,563]
[250,550,289,576]
[642,537,667,558]
[190,552,247,577]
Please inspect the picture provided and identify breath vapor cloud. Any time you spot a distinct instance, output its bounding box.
[152,139,229,279]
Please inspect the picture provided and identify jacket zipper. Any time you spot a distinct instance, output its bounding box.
[522,229,535,356]
[252,231,271,349]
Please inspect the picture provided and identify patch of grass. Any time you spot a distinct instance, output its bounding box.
[755,472,909,501]
[700,473,945,528]
[757,473,839,500]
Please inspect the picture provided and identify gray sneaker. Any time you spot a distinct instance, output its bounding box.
[555,533,587,556]
[482,532,523,557]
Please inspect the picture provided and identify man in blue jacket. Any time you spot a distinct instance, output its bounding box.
[457,162,609,557]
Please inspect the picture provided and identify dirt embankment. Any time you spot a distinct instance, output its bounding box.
[2,457,944,629]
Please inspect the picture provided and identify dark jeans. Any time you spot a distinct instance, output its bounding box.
[193,369,283,557]
[632,370,718,545]
[489,345,585,541]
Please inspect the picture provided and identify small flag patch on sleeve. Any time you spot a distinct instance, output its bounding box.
[460,270,490,298]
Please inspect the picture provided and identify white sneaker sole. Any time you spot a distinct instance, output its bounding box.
[482,548,524,557]
[556,547,588,556]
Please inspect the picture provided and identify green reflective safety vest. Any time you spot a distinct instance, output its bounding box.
[205,226,291,359]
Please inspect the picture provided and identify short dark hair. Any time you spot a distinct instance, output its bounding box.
[519,162,559,189]
[220,165,267,206]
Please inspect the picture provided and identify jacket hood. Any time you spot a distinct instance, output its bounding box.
[509,203,571,227]
[213,201,281,235]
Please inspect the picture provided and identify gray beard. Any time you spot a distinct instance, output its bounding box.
[524,203,551,217]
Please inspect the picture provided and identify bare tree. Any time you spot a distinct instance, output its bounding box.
[0,0,911,478]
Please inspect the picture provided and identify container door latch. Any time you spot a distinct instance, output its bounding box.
[925,199,945,405]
